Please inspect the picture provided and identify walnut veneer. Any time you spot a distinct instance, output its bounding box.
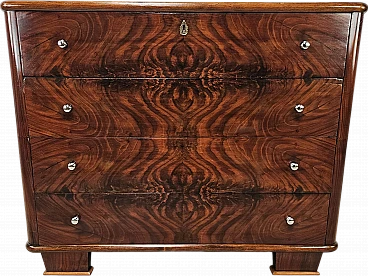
[2,1,366,275]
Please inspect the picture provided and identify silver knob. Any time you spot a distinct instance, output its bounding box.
[63,104,73,113]
[300,40,311,50]
[67,161,77,171]
[295,104,305,113]
[71,215,80,225]
[58,39,68,49]
[290,162,299,171]
[286,216,295,226]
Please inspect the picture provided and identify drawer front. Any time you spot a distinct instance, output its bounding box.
[36,193,329,245]
[24,78,342,138]
[18,12,349,78]
[31,137,335,193]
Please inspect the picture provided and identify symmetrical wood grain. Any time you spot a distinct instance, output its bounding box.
[35,193,329,245]
[17,12,350,78]
[31,137,335,193]
[24,78,342,138]
[2,1,367,275]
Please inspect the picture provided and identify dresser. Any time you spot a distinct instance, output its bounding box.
[2,1,366,275]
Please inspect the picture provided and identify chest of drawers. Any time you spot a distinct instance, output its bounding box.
[2,1,366,275]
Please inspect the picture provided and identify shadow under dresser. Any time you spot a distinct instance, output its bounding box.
[1,1,367,275]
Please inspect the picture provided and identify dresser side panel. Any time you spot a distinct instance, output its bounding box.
[326,12,364,244]
[4,11,38,245]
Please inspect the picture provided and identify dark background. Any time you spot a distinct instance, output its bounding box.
[0,4,368,276]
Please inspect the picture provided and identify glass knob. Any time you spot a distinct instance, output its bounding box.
[295,104,305,113]
[286,216,295,226]
[300,40,311,50]
[63,104,73,113]
[71,215,80,225]
[67,161,77,171]
[58,39,68,49]
[290,162,299,171]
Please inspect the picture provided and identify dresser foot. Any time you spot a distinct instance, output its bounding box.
[270,265,321,276]
[42,267,93,276]
[42,252,93,275]
[271,252,322,275]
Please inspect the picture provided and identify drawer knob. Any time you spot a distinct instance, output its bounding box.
[294,104,305,113]
[71,215,80,225]
[63,104,73,113]
[67,161,77,171]
[290,162,299,171]
[180,20,189,36]
[57,39,68,49]
[300,40,311,50]
[286,216,295,226]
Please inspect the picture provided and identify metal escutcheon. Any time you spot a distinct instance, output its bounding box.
[71,215,80,225]
[180,20,189,36]
[290,162,299,171]
[67,161,77,171]
[300,40,310,50]
[286,216,295,226]
[295,104,305,113]
[58,39,68,49]
[63,104,73,113]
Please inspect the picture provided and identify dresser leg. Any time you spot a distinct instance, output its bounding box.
[270,252,322,275]
[41,252,93,275]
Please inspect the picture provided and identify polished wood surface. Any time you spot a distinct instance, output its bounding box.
[326,10,364,243]
[25,242,339,255]
[36,193,329,245]
[2,1,367,12]
[25,78,342,138]
[31,137,335,193]
[42,252,91,274]
[274,253,322,272]
[270,266,321,276]
[4,12,38,243]
[2,1,367,275]
[17,12,350,78]
[44,267,93,276]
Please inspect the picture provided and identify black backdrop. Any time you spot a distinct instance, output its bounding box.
[0,4,368,276]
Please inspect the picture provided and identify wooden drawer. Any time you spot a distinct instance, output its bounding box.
[31,137,335,193]
[24,78,342,138]
[17,12,350,78]
[36,193,329,245]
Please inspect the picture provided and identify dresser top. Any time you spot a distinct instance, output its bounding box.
[1,1,367,12]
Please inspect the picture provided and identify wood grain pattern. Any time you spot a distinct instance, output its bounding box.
[17,12,350,78]
[272,252,322,276]
[24,78,342,138]
[327,13,363,243]
[0,0,367,13]
[41,252,92,276]
[35,193,329,245]
[2,1,367,275]
[25,243,339,254]
[4,12,38,243]
[31,137,335,193]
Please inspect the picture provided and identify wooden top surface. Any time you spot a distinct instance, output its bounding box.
[1,1,367,12]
